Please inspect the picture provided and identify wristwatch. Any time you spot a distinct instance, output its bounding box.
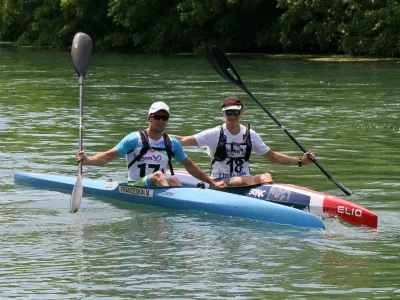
[298,158,302,167]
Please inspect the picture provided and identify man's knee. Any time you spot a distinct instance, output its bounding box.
[261,172,273,183]
[150,171,167,184]
[168,176,182,186]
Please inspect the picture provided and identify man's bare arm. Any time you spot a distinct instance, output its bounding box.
[171,135,198,147]
[75,149,119,165]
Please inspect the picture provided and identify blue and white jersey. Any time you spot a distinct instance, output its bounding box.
[114,132,187,181]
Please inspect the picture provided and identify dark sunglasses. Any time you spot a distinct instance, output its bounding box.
[224,110,241,116]
[151,114,169,121]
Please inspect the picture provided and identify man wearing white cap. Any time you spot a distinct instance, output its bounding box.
[173,96,317,186]
[75,101,226,189]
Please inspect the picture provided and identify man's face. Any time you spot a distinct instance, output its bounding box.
[148,110,170,132]
[223,109,242,121]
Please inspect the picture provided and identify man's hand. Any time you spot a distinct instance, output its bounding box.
[302,150,317,165]
[210,180,227,189]
[75,151,88,164]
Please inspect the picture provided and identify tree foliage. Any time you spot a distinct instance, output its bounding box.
[106,0,185,52]
[0,0,399,57]
[278,0,400,57]
[177,0,282,52]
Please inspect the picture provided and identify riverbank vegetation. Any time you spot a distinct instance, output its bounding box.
[0,0,399,57]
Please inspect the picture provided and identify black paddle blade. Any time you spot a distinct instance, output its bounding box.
[205,45,245,89]
[71,32,93,77]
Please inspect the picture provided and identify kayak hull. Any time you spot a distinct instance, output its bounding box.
[171,171,378,228]
[14,171,325,230]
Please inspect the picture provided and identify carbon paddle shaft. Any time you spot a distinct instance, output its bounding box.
[78,76,84,175]
[205,45,352,196]
[69,76,84,213]
[69,32,93,213]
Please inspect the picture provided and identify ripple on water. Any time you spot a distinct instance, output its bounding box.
[1,50,400,299]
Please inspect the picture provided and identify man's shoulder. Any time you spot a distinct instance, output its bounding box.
[249,128,259,134]
[194,127,220,143]
[168,134,179,143]
[124,131,140,140]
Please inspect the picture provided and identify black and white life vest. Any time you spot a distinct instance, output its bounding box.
[127,129,175,176]
[211,123,252,170]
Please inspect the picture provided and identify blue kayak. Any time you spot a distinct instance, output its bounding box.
[14,171,325,230]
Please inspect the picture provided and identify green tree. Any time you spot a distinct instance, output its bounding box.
[340,0,400,56]
[60,0,110,47]
[18,0,64,47]
[106,0,186,52]
[0,0,41,42]
[1,0,399,56]
[277,0,344,53]
[178,0,282,52]
[277,0,400,56]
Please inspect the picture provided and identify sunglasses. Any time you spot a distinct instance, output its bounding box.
[224,110,241,116]
[151,114,169,121]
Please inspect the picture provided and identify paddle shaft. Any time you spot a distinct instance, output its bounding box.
[78,76,84,175]
[69,77,84,213]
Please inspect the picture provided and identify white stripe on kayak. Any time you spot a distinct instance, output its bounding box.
[274,184,324,214]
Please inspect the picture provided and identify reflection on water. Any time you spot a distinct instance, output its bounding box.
[0,48,399,299]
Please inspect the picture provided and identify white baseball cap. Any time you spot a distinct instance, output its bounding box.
[148,101,170,116]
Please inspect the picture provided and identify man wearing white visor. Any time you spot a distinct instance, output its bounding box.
[173,96,317,186]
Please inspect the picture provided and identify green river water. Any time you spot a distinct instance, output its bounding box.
[0,46,399,299]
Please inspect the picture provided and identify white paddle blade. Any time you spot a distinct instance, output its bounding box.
[69,174,83,213]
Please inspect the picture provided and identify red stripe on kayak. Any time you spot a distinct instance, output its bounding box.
[323,196,378,228]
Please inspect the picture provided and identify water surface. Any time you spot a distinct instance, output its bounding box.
[1,47,399,299]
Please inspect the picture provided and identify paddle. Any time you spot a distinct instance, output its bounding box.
[69,32,93,213]
[205,45,352,196]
